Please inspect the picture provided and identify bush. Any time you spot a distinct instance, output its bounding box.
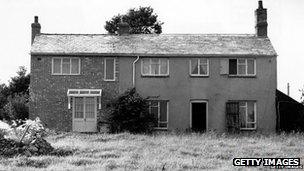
[3,93,29,120]
[104,88,156,133]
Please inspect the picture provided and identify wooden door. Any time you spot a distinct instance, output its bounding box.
[84,97,97,132]
[226,102,240,133]
[73,97,97,132]
[73,97,86,132]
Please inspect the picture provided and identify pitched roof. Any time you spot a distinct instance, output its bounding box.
[31,34,277,56]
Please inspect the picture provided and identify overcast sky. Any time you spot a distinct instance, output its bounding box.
[0,0,303,101]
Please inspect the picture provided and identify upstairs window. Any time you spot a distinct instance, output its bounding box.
[104,58,116,81]
[148,100,168,129]
[141,58,169,76]
[190,58,209,76]
[229,59,256,76]
[52,58,80,75]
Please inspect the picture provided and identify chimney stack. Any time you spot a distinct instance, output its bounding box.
[31,16,41,44]
[255,0,268,37]
[117,21,130,35]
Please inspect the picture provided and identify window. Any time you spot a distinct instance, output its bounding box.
[73,97,96,119]
[239,101,256,129]
[190,58,209,76]
[228,59,256,76]
[52,58,80,75]
[104,58,115,81]
[148,100,168,129]
[226,101,257,130]
[141,58,169,76]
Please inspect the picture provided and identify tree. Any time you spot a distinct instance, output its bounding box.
[300,86,304,105]
[7,66,30,96]
[103,88,156,133]
[105,6,163,34]
[0,66,30,120]
[0,84,7,120]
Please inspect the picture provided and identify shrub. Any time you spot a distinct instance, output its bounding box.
[104,88,156,133]
[3,93,29,120]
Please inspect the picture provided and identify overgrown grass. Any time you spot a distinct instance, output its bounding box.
[0,131,304,170]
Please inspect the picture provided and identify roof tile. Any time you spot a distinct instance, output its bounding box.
[31,34,277,56]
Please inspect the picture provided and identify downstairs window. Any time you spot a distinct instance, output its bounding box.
[226,101,257,131]
[148,100,168,129]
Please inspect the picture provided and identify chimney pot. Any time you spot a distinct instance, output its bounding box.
[34,16,39,23]
[255,1,268,37]
[31,16,41,44]
[258,0,263,9]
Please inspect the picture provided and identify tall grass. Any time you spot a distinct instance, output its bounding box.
[0,131,304,170]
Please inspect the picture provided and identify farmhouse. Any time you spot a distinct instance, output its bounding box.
[30,1,277,132]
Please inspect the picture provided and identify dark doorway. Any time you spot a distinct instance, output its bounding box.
[191,102,207,132]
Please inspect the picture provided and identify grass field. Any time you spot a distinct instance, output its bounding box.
[0,132,304,170]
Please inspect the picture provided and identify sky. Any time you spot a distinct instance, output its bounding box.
[0,0,303,101]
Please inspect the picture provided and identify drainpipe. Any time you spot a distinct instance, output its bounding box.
[132,56,140,87]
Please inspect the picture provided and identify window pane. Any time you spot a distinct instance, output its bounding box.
[62,58,70,74]
[239,101,246,107]
[71,59,80,74]
[199,64,208,75]
[53,59,61,74]
[151,58,159,64]
[239,106,246,128]
[151,64,159,75]
[247,102,255,122]
[74,97,84,119]
[247,59,255,75]
[238,59,246,64]
[191,59,199,74]
[160,59,168,75]
[85,97,95,119]
[159,123,167,128]
[150,101,158,107]
[238,65,246,75]
[200,58,208,64]
[229,59,237,75]
[159,101,167,122]
[151,59,159,75]
[149,101,159,127]
[105,58,115,80]
[151,106,158,120]
[142,59,150,75]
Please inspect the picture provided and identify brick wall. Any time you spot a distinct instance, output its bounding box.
[29,55,119,131]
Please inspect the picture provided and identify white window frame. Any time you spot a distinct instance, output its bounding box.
[229,58,256,76]
[148,100,169,130]
[239,101,257,130]
[104,58,116,81]
[141,58,169,76]
[189,58,209,76]
[51,57,81,75]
